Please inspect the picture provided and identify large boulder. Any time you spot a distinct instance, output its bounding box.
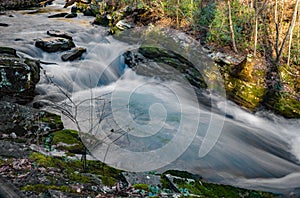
[123,46,207,89]
[35,37,75,53]
[0,47,40,104]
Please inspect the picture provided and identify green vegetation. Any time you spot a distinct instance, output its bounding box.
[21,184,74,193]
[29,152,122,187]
[132,183,149,191]
[175,179,276,198]
[161,171,276,198]
[50,129,85,153]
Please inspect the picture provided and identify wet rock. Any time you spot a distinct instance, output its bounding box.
[48,12,68,18]
[35,37,75,52]
[0,47,40,103]
[61,47,86,61]
[93,14,110,26]
[123,47,207,89]
[0,101,63,136]
[0,23,9,27]
[0,46,17,57]
[71,6,77,14]
[116,20,134,30]
[46,30,73,40]
[65,13,77,18]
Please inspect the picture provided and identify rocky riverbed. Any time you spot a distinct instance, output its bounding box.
[0,0,299,197]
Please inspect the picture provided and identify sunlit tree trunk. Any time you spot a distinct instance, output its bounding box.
[298,5,300,63]
[276,0,299,64]
[227,0,238,53]
[253,0,258,57]
[176,0,180,28]
[253,0,267,57]
[287,0,300,66]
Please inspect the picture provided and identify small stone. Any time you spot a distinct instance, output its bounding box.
[10,132,17,139]
[48,13,68,18]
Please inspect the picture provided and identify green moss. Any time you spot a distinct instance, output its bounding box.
[50,129,85,153]
[29,152,123,187]
[268,94,300,118]
[225,77,265,110]
[29,152,64,168]
[52,129,79,145]
[264,65,300,118]
[86,160,122,186]
[69,172,93,183]
[21,184,73,193]
[133,183,149,191]
[39,112,64,130]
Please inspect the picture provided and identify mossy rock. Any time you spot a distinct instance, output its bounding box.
[51,129,85,154]
[124,46,207,89]
[263,65,300,118]
[225,76,265,110]
[40,112,64,131]
[265,93,300,118]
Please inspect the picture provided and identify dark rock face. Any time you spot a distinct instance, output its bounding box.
[61,47,86,61]
[0,140,31,158]
[0,47,40,104]
[0,0,42,10]
[0,101,63,137]
[35,37,75,52]
[48,13,68,18]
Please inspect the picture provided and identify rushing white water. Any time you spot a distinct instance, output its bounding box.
[1,2,300,195]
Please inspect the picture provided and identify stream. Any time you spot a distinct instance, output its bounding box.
[1,1,300,196]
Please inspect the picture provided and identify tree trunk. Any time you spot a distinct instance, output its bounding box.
[253,0,258,57]
[227,0,238,53]
[287,0,299,66]
[276,0,300,64]
[176,0,180,28]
